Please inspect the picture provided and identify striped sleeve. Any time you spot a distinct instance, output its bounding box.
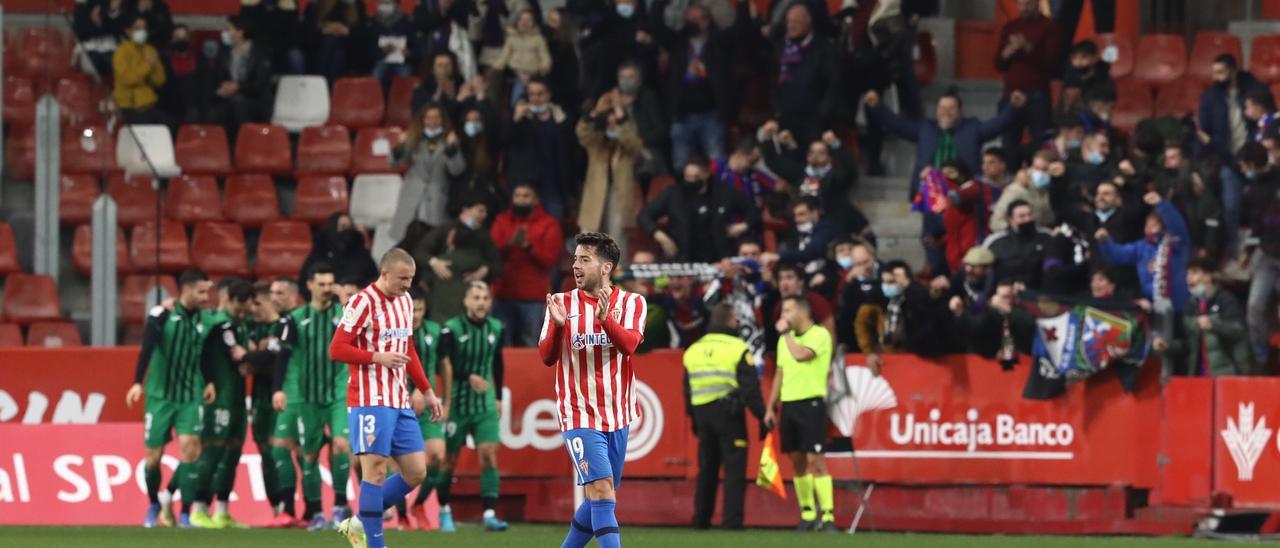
[340,293,371,334]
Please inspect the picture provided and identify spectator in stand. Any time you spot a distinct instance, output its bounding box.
[543,8,582,120]
[240,0,304,74]
[951,279,1034,364]
[994,0,1058,164]
[363,0,419,89]
[770,263,836,338]
[857,260,943,374]
[301,212,378,287]
[652,275,708,347]
[835,237,883,351]
[760,124,869,240]
[1058,41,1114,116]
[1239,142,1280,367]
[1055,131,1133,220]
[133,0,174,50]
[160,24,201,124]
[389,104,468,240]
[613,62,670,182]
[1245,89,1277,143]
[1069,179,1144,251]
[413,0,478,81]
[1199,53,1271,257]
[764,197,835,278]
[1096,192,1192,340]
[714,139,779,209]
[505,77,575,220]
[1159,144,1223,259]
[1081,86,1117,138]
[1155,258,1254,377]
[844,0,923,176]
[207,16,274,138]
[577,91,644,243]
[490,183,563,347]
[1088,265,1137,302]
[579,0,660,98]
[492,9,552,107]
[114,16,168,125]
[412,195,503,322]
[990,153,1055,233]
[453,102,506,216]
[937,160,1001,274]
[771,3,839,146]
[303,0,364,83]
[938,246,997,315]
[640,157,759,263]
[411,52,473,117]
[980,147,1013,189]
[984,199,1054,289]
[74,0,125,77]
[1043,114,1086,163]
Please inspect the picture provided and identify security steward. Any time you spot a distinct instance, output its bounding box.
[682,303,768,530]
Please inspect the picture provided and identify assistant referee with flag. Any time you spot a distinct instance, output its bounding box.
[683,303,768,530]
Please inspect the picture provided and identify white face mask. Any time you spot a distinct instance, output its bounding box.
[221,30,233,46]
[528,104,549,115]
[424,127,444,139]
[132,29,148,44]
[796,222,814,233]
[616,3,635,17]
[464,121,483,137]
[378,3,397,16]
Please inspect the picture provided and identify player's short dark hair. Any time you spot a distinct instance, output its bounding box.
[575,232,621,268]
[1070,40,1098,57]
[307,261,335,281]
[272,277,299,293]
[1245,88,1276,112]
[409,286,428,302]
[1007,198,1032,220]
[178,268,209,288]
[1214,53,1238,71]
[225,278,253,303]
[781,294,812,312]
[252,281,273,299]
[216,276,244,290]
[885,259,913,279]
[793,195,822,214]
[1187,257,1218,275]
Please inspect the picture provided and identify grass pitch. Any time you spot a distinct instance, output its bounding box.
[0,524,1251,547]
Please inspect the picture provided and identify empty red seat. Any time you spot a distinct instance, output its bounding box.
[120,274,179,323]
[1089,33,1134,79]
[107,174,160,227]
[27,321,82,347]
[166,175,224,224]
[223,174,281,226]
[60,174,102,225]
[6,124,35,181]
[0,323,21,347]
[1155,79,1204,117]
[256,221,313,278]
[293,175,350,223]
[0,223,19,276]
[235,123,292,174]
[130,221,191,272]
[1252,35,1280,83]
[386,76,420,127]
[14,28,71,81]
[55,73,105,126]
[175,125,232,176]
[1188,32,1242,83]
[1111,78,1154,134]
[330,77,385,129]
[191,222,248,276]
[1133,34,1187,86]
[72,223,132,275]
[351,127,406,175]
[3,75,34,126]
[2,273,61,324]
[914,31,938,86]
[62,125,118,174]
[297,125,353,175]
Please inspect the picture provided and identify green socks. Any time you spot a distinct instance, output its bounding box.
[436,468,454,506]
[146,465,161,503]
[301,458,321,504]
[176,462,200,512]
[794,473,816,522]
[214,444,242,501]
[814,475,834,522]
[271,446,296,507]
[415,466,440,505]
[331,452,351,507]
[196,445,226,504]
[480,467,500,500]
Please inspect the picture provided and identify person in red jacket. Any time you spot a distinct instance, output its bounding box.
[490,182,564,346]
[939,160,1000,274]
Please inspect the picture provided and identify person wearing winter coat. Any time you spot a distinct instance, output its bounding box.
[489,183,563,346]
[1095,192,1192,313]
[492,9,551,105]
[412,197,504,322]
[576,93,644,242]
[1156,258,1254,377]
[388,104,469,240]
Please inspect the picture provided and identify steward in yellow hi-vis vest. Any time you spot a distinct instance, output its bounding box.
[682,304,768,530]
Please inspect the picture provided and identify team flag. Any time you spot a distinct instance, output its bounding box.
[1023,302,1148,400]
[912,167,949,214]
[756,432,787,500]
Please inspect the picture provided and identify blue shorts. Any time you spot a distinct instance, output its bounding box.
[349,406,424,457]
[562,427,628,487]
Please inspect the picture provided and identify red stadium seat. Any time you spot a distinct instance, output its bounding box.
[175,125,232,176]
[60,174,102,225]
[914,31,938,86]
[120,274,179,323]
[2,273,62,324]
[293,175,350,223]
[27,321,82,347]
[6,124,35,181]
[14,28,71,81]
[0,323,21,347]
[56,73,105,126]
[223,174,281,226]
[351,127,406,175]
[1155,79,1205,117]
[107,174,160,227]
[386,76,420,127]
[130,221,191,272]
[191,222,248,276]
[255,221,313,278]
[0,222,19,276]
[1253,35,1280,83]
[296,125,353,175]
[3,75,34,126]
[330,77,385,129]
[1188,32,1242,83]
[1133,34,1187,86]
[235,123,293,174]
[72,223,132,276]
[1089,33,1134,79]
[1111,78,1154,134]
[62,125,118,174]
[166,175,224,224]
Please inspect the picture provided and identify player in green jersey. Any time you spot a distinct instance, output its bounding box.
[407,287,453,529]
[436,281,509,532]
[243,281,296,522]
[129,269,218,529]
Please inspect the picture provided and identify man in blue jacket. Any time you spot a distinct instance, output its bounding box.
[1198,53,1272,256]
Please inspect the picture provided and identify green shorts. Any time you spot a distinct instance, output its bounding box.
[144,398,203,448]
[444,409,500,454]
[201,399,247,442]
[251,397,278,444]
[276,399,349,454]
[420,413,445,441]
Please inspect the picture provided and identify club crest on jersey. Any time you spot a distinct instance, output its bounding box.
[365,434,375,447]
[571,332,613,350]
[578,459,589,477]
[611,308,623,322]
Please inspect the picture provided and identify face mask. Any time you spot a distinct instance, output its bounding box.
[1244,169,1259,180]
[605,128,620,140]
[1190,283,1208,298]
[685,178,708,188]
[616,3,635,17]
[881,283,901,299]
[1214,79,1230,89]
[528,104,549,115]
[1098,112,1111,122]
[462,218,479,230]
[805,165,831,179]
[1030,169,1050,189]
[221,30,233,46]
[1066,138,1082,149]
[836,256,854,269]
[423,127,444,139]
[1096,206,1115,220]
[512,204,533,216]
[619,78,640,94]
[464,121,483,137]
[172,40,190,52]
[796,222,814,233]
[378,3,396,16]
[1086,150,1105,165]
[1016,222,1036,237]
[131,29,148,44]
[203,40,220,58]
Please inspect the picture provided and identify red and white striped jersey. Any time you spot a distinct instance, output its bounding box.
[339,284,415,409]
[539,288,647,433]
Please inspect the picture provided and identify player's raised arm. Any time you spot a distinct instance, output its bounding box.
[538,293,566,365]
[600,291,646,356]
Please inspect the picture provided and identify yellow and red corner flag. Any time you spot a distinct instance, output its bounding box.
[756,431,787,499]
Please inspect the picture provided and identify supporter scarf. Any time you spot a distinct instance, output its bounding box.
[1152,234,1172,303]
[912,167,949,214]
[685,41,708,82]
[934,130,957,167]
[778,35,811,84]
[882,296,903,348]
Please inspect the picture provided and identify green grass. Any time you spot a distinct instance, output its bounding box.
[0,524,1254,547]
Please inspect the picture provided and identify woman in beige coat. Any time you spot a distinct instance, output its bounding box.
[576,91,643,243]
